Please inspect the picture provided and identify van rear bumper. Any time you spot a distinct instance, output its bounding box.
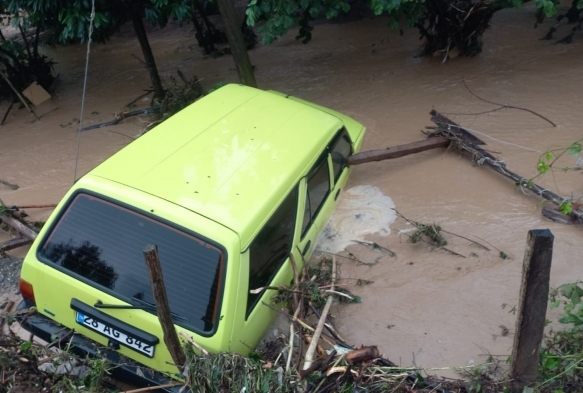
[16,300,185,392]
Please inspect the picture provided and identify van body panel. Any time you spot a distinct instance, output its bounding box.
[21,175,241,374]
[90,85,343,249]
[19,84,367,383]
[265,90,364,144]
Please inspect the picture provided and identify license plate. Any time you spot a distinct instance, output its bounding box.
[75,312,155,357]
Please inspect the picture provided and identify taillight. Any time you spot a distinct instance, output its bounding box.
[19,279,35,302]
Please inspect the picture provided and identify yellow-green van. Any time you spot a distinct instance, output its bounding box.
[17,84,365,388]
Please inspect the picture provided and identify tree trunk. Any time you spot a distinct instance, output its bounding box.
[33,25,41,57]
[19,25,33,59]
[215,0,257,87]
[131,12,165,99]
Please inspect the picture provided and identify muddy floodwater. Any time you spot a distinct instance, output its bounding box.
[1,4,582,376]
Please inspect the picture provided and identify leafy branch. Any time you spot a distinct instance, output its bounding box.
[531,138,583,215]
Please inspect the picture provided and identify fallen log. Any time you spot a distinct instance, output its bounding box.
[542,207,576,224]
[0,237,33,252]
[0,215,38,240]
[346,136,450,165]
[427,110,583,223]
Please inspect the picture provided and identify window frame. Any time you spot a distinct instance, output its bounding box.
[328,127,353,184]
[301,150,333,239]
[245,184,300,317]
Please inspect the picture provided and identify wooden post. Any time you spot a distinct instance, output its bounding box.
[143,244,186,370]
[215,0,257,87]
[509,229,554,392]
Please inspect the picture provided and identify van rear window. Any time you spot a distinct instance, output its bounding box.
[39,193,224,333]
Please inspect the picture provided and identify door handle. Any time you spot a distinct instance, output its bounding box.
[302,240,312,256]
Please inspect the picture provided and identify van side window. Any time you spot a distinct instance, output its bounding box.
[302,154,331,237]
[330,128,352,182]
[247,186,298,316]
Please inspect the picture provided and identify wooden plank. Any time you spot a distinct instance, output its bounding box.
[509,229,554,392]
[0,237,33,252]
[0,216,38,240]
[143,244,186,370]
[346,136,450,165]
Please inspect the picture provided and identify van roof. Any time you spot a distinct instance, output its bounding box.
[89,84,344,248]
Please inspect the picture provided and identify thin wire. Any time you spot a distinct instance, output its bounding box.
[457,125,541,153]
[73,0,96,183]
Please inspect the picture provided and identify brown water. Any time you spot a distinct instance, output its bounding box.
[1,4,582,376]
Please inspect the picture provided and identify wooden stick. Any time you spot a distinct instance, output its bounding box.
[0,237,33,252]
[0,70,39,121]
[121,382,182,393]
[0,215,38,240]
[509,229,554,393]
[1,101,14,125]
[303,256,336,370]
[346,136,450,165]
[179,331,208,355]
[143,244,186,370]
[0,179,18,190]
[14,204,57,209]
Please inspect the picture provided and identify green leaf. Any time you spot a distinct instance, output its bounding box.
[544,357,561,370]
[568,142,582,157]
[560,201,573,215]
[19,341,32,351]
[545,151,554,162]
[543,0,558,16]
[578,0,583,9]
[550,300,560,308]
[537,160,550,174]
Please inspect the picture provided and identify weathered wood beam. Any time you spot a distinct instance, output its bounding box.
[347,136,450,166]
[0,215,38,240]
[509,229,554,392]
[0,237,33,252]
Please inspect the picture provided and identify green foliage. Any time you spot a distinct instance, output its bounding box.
[245,0,350,44]
[535,0,559,18]
[539,283,583,392]
[3,0,192,45]
[531,138,583,216]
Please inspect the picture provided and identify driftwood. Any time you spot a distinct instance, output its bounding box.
[0,215,38,240]
[427,110,583,223]
[0,179,18,190]
[346,136,450,165]
[0,237,33,252]
[542,207,576,224]
[12,204,57,210]
[81,106,161,132]
[345,345,380,363]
